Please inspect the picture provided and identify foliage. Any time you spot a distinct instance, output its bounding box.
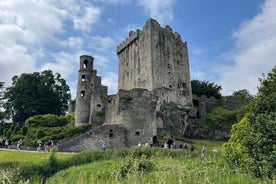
[4,113,92,147]
[25,114,68,127]
[231,89,253,103]
[121,94,132,101]
[21,126,28,136]
[191,79,222,99]
[203,107,237,129]
[36,129,45,139]
[0,82,6,121]
[222,65,276,179]
[3,70,71,122]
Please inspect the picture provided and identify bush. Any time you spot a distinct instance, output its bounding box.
[222,66,276,179]
[36,129,45,139]
[21,126,28,136]
[203,107,237,129]
[25,114,68,127]
[14,126,20,134]
[5,130,11,139]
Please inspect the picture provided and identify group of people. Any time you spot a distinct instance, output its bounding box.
[0,137,12,148]
[37,140,54,152]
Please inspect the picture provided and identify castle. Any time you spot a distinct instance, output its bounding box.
[61,18,193,151]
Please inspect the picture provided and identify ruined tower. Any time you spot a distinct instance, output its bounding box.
[75,55,107,126]
[117,18,192,106]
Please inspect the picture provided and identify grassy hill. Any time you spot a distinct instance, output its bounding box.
[0,140,272,184]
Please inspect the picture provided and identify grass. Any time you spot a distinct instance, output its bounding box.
[0,149,73,163]
[0,140,273,184]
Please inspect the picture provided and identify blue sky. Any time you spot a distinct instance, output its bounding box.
[0,0,275,99]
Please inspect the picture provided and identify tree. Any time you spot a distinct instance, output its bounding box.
[222,66,276,179]
[231,89,253,104]
[0,82,6,121]
[191,79,222,99]
[3,70,71,123]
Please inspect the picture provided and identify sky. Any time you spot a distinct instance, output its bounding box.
[0,0,275,99]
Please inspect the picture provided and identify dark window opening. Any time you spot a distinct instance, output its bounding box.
[83,59,88,69]
[109,129,113,132]
[109,133,113,137]
[81,74,86,82]
[97,104,101,107]
[193,99,199,107]
[80,90,85,97]
[135,132,140,136]
[169,85,172,88]
[126,72,129,77]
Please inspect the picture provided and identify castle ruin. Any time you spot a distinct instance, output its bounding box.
[60,18,193,151]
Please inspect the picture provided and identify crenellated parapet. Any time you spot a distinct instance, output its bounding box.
[117,29,141,54]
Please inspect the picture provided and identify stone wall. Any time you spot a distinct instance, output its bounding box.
[58,124,126,152]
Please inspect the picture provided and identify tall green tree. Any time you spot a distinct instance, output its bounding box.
[3,70,71,123]
[222,66,276,178]
[0,82,6,121]
[191,79,222,99]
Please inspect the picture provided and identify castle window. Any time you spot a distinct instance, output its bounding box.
[109,129,113,137]
[83,59,88,69]
[169,85,172,88]
[81,74,86,81]
[97,104,101,107]
[126,62,128,66]
[80,90,85,97]
[127,72,129,77]
[135,132,140,136]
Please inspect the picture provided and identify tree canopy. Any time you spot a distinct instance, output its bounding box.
[222,66,276,178]
[191,79,222,99]
[3,70,71,123]
[0,82,5,121]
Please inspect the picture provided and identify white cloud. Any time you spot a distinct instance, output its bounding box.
[0,44,36,87]
[102,72,118,95]
[59,37,84,49]
[90,36,115,51]
[72,6,101,32]
[93,0,130,5]
[217,0,276,95]
[137,0,175,25]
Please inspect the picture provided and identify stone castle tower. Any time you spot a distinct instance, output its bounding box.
[117,18,192,106]
[75,55,107,126]
[66,18,193,151]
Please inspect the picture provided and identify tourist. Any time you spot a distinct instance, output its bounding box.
[17,138,23,151]
[37,140,42,152]
[101,143,106,151]
[191,144,196,151]
[183,143,188,150]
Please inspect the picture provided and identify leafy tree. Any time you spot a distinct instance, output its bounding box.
[3,70,71,123]
[203,107,237,129]
[0,82,6,121]
[191,79,222,99]
[232,89,254,104]
[222,66,276,178]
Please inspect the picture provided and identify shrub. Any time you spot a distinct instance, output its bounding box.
[36,129,45,139]
[5,130,11,139]
[0,127,3,135]
[25,114,68,127]
[21,126,28,136]
[14,126,20,134]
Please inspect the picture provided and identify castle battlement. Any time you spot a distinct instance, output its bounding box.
[117,29,140,54]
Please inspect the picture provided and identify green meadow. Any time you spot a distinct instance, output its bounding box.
[0,140,272,184]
